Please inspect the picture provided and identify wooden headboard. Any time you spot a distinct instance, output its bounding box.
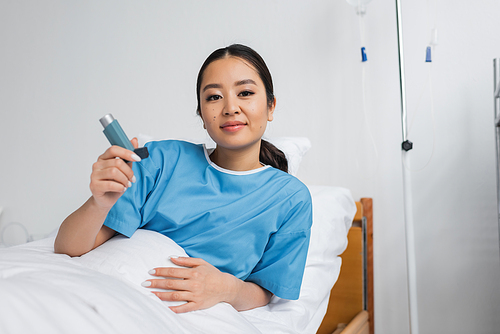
[317,198,373,334]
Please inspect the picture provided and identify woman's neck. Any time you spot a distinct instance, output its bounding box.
[210,143,263,171]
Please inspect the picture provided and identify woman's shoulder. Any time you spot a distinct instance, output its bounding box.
[264,168,311,201]
[145,139,202,151]
[144,139,205,159]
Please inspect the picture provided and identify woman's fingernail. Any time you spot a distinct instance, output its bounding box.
[127,181,132,188]
[141,281,152,287]
[131,175,137,183]
[131,154,141,162]
[169,255,179,260]
[148,269,156,275]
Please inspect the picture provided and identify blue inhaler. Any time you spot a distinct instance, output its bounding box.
[99,114,149,160]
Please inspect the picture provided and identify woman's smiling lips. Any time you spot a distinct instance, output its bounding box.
[221,121,247,132]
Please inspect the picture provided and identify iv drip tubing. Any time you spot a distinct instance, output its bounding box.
[403,64,437,172]
[358,10,366,46]
[395,0,420,333]
[408,67,431,134]
[355,10,379,178]
[403,0,438,172]
[356,62,380,178]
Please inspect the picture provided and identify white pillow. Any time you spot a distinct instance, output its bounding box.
[264,137,311,176]
[74,230,188,307]
[136,134,311,176]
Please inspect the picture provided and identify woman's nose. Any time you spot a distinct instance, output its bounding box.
[223,96,240,115]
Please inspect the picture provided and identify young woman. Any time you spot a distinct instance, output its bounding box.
[54,44,312,314]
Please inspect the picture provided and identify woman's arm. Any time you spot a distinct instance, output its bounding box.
[143,257,272,313]
[54,197,117,256]
[225,276,273,312]
[54,140,139,256]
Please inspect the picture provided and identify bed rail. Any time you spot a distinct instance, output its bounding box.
[317,198,373,334]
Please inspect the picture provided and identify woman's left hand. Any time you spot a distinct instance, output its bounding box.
[144,257,236,313]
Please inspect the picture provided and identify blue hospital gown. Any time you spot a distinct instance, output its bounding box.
[103,140,312,300]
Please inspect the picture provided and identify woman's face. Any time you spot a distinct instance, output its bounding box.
[199,56,275,152]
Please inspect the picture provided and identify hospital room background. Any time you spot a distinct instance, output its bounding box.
[1,0,499,333]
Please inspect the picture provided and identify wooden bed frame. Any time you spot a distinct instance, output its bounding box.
[317,198,374,334]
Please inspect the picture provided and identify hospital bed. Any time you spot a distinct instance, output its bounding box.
[0,137,373,334]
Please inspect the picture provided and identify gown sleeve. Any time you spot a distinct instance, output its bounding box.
[245,185,312,300]
[103,142,162,237]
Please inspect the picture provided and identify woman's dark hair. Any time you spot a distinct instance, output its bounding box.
[196,44,288,173]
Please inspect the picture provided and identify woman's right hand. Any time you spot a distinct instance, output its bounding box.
[89,138,140,210]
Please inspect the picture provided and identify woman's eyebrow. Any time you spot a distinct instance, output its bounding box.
[202,83,222,92]
[235,79,257,86]
[203,79,257,92]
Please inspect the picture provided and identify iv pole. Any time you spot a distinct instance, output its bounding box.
[395,0,420,333]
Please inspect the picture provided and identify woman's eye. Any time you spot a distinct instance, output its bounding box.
[239,91,254,97]
[206,95,222,101]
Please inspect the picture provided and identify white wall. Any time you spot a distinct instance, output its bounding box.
[0,1,499,333]
[399,0,500,332]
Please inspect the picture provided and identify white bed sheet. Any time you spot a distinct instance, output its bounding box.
[0,236,259,334]
[0,186,355,334]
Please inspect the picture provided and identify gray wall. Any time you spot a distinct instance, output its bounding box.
[1,1,499,333]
